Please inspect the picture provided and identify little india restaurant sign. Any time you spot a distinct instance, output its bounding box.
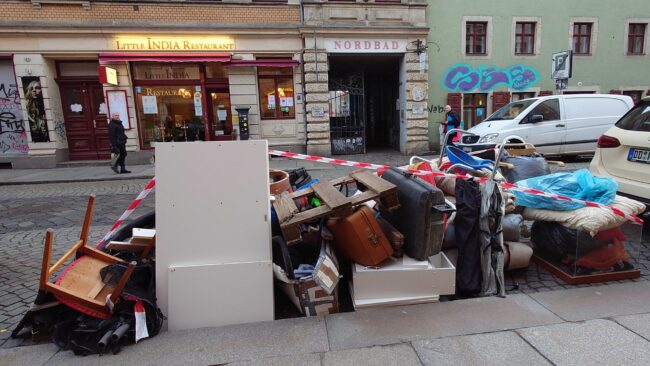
[324,38,407,53]
[114,36,234,51]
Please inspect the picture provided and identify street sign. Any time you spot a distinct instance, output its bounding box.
[551,50,573,80]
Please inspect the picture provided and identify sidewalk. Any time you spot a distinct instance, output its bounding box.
[2,281,650,365]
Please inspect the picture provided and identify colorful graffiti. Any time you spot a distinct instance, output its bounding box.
[442,64,539,92]
[0,61,29,155]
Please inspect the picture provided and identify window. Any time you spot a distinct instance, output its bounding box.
[463,93,487,127]
[616,100,650,132]
[527,99,560,122]
[573,23,592,54]
[512,92,536,101]
[623,90,643,105]
[258,67,295,119]
[628,23,646,55]
[515,22,536,55]
[466,22,487,55]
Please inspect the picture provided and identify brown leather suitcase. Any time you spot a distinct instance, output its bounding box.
[377,217,405,258]
[326,206,394,266]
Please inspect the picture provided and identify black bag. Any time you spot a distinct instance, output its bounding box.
[531,221,608,260]
[454,179,482,296]
[502,153,551,183]
[379,167,445,261]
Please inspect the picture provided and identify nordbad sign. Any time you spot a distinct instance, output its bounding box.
[115,36,234,51]
[325,38,407,53]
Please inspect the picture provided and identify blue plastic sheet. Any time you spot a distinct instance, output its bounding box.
[513,169,618,211]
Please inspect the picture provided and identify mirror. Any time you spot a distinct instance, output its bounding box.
[529,114,544,123]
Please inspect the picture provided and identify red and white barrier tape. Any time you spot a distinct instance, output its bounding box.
[95,177,156,248]
[269,149,643,225]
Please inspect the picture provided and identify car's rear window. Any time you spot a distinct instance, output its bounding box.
[615,101,650,132]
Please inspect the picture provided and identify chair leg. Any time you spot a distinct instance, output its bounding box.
[141,236,155,258]
[109,261,136,307]
[39,230,54,291]
[79,195,96,246]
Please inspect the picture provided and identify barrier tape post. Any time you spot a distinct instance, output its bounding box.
[96,177,156,249]
[269,149,643,225]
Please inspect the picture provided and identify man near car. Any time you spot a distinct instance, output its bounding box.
[443,105,461,145]
[108,112,131,174]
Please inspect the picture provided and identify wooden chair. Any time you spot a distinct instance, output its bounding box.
[39,195,135,318]
[106,228,156,258]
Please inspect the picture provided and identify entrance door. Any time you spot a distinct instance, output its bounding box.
[59,82,109,160]
[328,71,366,155]
[206,88,234,141]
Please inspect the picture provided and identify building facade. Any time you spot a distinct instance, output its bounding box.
[0,0,430,169]
[426,0,650,147]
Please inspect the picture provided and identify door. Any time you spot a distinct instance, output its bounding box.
[59,82,109,160]
[329,71,366,155]
[206,88,233,141]
[519,98,566,155]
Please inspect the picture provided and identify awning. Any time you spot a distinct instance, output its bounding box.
[99,52,231,63]
[226,59,299,67]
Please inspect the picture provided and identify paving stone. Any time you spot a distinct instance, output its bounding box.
[412,331,550,366]
[529,282,650,321]
[322,343,421,366]
[0,343,58,365]
[614,313,650,341]
[228,354,321,366]
[326,294,562,351]
[46,317,329,366]
[518,319,650,366]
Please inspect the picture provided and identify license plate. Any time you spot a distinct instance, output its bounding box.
[628,148,650,164]
[463,147,472,152]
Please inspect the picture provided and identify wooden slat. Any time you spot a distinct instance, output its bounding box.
[273,191,300,224]
[312,182,351,212]
[48,239,85,277]
[79,195,96,245]
[87,273,111,299]
[81,246,124,265]
[106,241,150,252]
[281,205,331,227]
[141,235,156,258]
[350,170,396,194]
[40,230,54,291]
[45,283,108,316]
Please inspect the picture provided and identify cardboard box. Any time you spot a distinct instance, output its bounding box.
[273,264,339,316]
[351,252,455,308]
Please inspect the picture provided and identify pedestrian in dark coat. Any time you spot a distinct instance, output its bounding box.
[443,105,462,145]
[108,112,130,174]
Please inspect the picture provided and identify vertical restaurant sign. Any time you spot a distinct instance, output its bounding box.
[114,36,235,51]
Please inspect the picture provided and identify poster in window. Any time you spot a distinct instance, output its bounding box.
[106,90,131,129]
[21,76,49,142]
[267,95,276,109]
[142,96,158,114]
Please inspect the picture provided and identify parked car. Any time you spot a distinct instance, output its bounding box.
[457,94,634,156]
[590,96,650,206]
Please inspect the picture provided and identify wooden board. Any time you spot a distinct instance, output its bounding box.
[532,254,641,285]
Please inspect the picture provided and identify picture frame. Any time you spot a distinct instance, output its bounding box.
[106,90,131,130]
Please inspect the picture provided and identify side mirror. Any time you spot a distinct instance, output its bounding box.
[529,114,544,123]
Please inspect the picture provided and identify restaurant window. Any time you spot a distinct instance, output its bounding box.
[623,90,643,105]
[573,23,592,55]
[515,22,536,55]
[628,23,647,55]
[466,22,487,55]
[205,62,229,80]
[132,63,203,148]
[463,93,487,128]
[258,67,295,120]
[512,92,536,101]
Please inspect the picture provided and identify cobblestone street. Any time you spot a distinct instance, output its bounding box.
[0,159,648,349]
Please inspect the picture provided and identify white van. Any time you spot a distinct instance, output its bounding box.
[457,94,634,156]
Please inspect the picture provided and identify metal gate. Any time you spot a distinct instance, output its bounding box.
[328,71,365,155]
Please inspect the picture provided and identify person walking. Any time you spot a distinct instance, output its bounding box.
[108,112,130,174]
[443,105,461,145]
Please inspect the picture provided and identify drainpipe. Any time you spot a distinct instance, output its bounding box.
[299,0,308,148]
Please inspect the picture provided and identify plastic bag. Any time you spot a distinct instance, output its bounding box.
[531,221,609,260]
[502,153,551,183]
[513,169,618,211]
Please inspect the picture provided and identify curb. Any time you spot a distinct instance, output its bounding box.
[0,175,155,186]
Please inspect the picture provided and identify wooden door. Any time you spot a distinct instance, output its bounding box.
[60,82,108,160]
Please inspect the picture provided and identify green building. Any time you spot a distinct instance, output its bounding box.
[426,0,650,147]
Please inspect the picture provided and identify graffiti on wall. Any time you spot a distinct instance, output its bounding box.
[0,62,29,155]
[442,64,539,92]
[21,76,50,143]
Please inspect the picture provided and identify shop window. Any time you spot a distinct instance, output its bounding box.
[466,22,487,55]
[133,63,200,81]
[628,23,646,55]
[462,93,487,128]
[572,23,592,55]
[527,99,560,122]
[258,67,295,120]
[512,92,536,101]
[135,85,204,148]
[57,61,99,77]
[205,62,229,80]
[515,22,536,55]
[623,90,643,105]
